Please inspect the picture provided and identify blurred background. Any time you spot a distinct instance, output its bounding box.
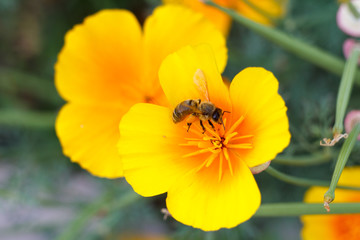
[1,0,359,239]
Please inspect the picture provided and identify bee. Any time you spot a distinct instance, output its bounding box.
[172,69,228,133]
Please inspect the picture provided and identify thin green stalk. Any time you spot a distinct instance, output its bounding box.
[348,2,360,19]
[56,191,140,240]
[0,109,56,129]
[254,202,360,217]
[333,47,360,135]
[206,2,360,85]
[242,0,277,22]
[273,150,332,166]
[265,166,360,191]
[324,123,360,205]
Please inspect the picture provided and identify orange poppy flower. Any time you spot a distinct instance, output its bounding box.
[301,167,360,239]
[55,5,227,178]
[163,0,288,35]
[118,44,290,230]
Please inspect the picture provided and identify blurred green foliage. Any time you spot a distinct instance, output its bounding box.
[0,0,359,239]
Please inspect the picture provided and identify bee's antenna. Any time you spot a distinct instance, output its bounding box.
[222,111,230,130]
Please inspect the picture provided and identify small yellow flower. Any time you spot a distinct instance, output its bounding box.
[118,44,290,230]
[163,0,288,35]
[54,5,227,178]
[301,167,360,239]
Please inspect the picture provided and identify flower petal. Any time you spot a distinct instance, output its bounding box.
[166,157,260,231]
[55,10,144,105]
[163,0,234,35]
[229,67,290,167]
[235,0,287,26]
[301,167,360,240]
[118,103,199,197]
[337,1,360,37]
[343,39,360,66]
[159,44,231,111]
[56,103,129,178]
[143,4,228,93]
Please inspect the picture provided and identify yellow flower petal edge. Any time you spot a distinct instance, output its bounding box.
[119,44,290,230]
[301,167,360,240]
[235,0,287,26]
[55,9,143,105]
[166,158,260,231]
[56,103,128,177]
[159,44,231,111]
[118,103,200,197]
[143,4,228,88]
[229,67,290,168]
[163,0,288,35]
[55,5,227,178]
[163,0,234,35]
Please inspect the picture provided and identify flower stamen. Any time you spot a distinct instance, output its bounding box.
[179,114,252,179]
[182,148,214,158]
[223,148,233,176]
[203,122,221,140]
[223,132,238,144]
[230,134,254,141]
[205,151,220,167]
[179,141,201,146]
[227,143,253,149]
[218,152,223,182]
[225,116,245,138]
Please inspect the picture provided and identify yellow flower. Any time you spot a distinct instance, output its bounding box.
[301,167,360,240]
[118,44,290,231]
[54,5,227,178]
[163,0,288,35]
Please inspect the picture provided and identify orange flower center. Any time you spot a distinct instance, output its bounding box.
[179,116,253,181]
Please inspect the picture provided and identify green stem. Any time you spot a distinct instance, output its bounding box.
[348,2,360,19]
[0,109,56,129]
[324,123,360,203]
[56,191,140,240]
[254,202,360,217]
[206,2,360,85]
[266,166,360,191]
[242,0,278,22]
[333,47,360,135]
[273,150,332,166]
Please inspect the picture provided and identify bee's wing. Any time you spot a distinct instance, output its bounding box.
[193,69,210,101]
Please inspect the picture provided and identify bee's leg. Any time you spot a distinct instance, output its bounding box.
[208,120,215,130]
[187,122,192,132]
[200,120,206,134]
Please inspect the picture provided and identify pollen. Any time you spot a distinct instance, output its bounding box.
[180,116,253,181]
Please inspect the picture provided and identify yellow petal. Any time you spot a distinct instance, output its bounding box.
[159,44,231,112]
[235,0,287,26]
[55,10,144,105]
[163,0,234,35]
[301,214,335,240]
[229,67,290,167]
[143,4,228,93]
[166,158,260,231]
[304,166,360,203]
[301,167,360,240]
[118,103,199,197]
[56,103,129,178]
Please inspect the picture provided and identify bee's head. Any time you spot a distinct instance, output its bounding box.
[212,108,223,124]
